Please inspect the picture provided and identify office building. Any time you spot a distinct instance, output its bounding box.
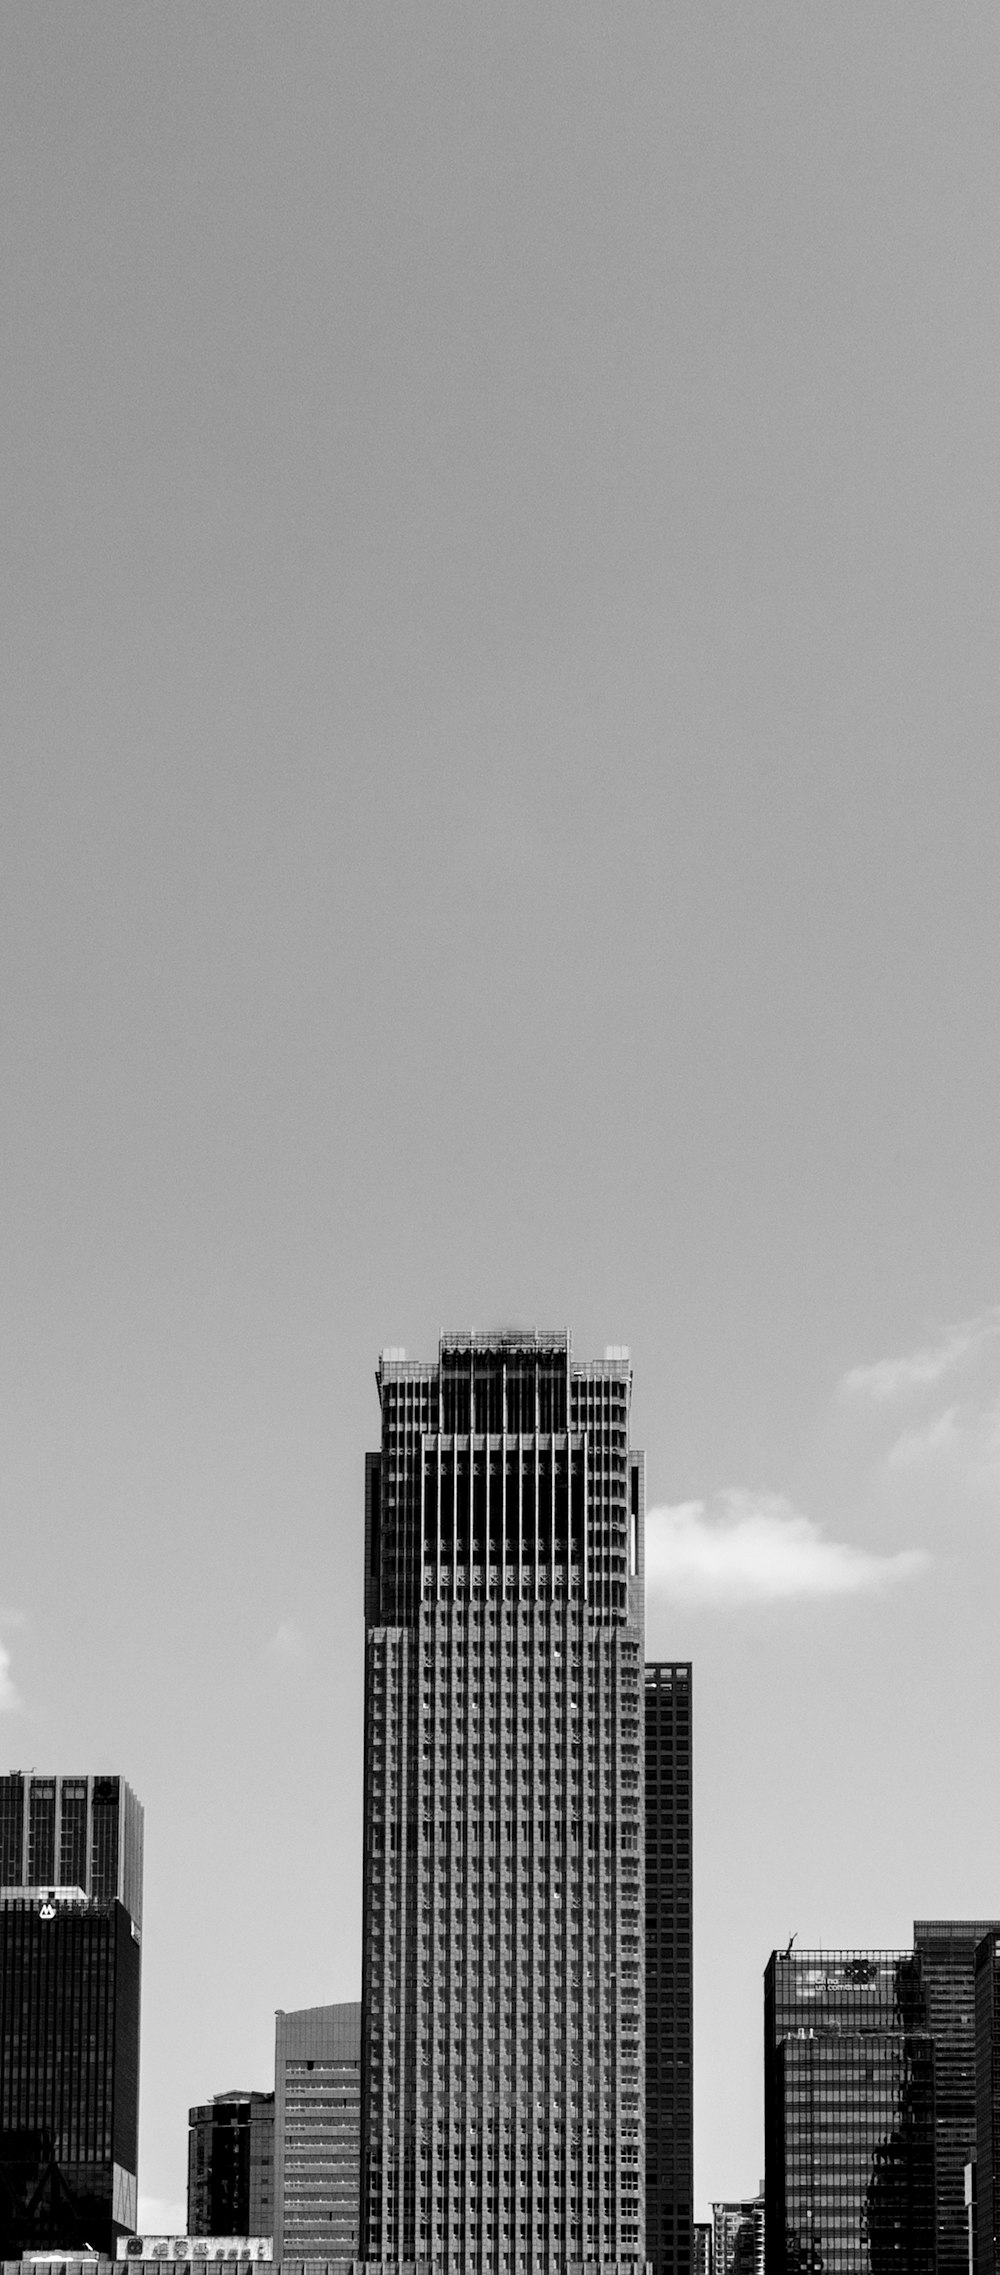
[712,2198,763,2275]
[361,1329,645,2270]
[274,2003,360,2261]
[694,2224,712,2275]
[0,1773,143,1923]
[187,2092,274,2239]
[975,1931,1000,2275]
[764,1948,935,2275]
[0,1774,143,2259]
[645,1663,693,2275]
[914,1922,1000,2275]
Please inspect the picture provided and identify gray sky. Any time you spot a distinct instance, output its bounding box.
[3,0,999,2228]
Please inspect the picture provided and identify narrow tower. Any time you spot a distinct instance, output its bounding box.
[361,1329,645,2271]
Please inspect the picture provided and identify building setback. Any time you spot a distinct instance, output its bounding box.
[913,1921,1000,2275]
[187,2091,275,2239]
[0,1774,143,2259]
[273,2003,360,2262]
[361,1329,645,2271]
[764,1948,935,2275]
[645,1663,693,2275]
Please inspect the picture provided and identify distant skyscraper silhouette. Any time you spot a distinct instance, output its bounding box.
[361,1330,645,2270]
[645,1662,693,2275]
[0,1773,143,2258]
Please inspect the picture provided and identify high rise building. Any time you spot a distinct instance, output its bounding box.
[764,1948,935,2275]
[273,2003,361,2261]
[187,2091,275,2238]
[0,1773,143,1922]
[712,2197,763,2275]
[645,1663,693,2275]
[0,1774,143,2259]
[694,2224,712,2275]
[361,1329,645,2271]
[974,1932,1000,2275]
[914,1922,1000,2275]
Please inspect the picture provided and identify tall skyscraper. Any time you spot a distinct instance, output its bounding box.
[361,1329,645,2271]
[974,1931,1000,2275]
[0,1773,143,2259]
[914,1922,1000,2275]
[273,2003,361,2262]
[645,1663,693,2275]
[764,1948,935,2275]
[187,2091,275,2238]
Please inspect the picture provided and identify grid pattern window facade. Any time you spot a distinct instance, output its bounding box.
[0,1896,141,2258]
[974,1932,1000,2275]
[913,1921,1000,2275]
[0,1774,143,1931]
[764,1951,934,2275]
[362,1330,645,2274]
[274,2004,361,2262]
[645,1664,693,2275]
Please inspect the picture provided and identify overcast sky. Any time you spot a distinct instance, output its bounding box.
[3,2,999,2230]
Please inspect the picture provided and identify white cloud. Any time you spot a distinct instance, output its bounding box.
[887,1396,1000,1484]
[0,1613,24,1710]
[886,1405,962,1468]
[839,1309,1000,1403]
[264,1618,309,1665]
[645,1490,930,1606]
[0,1641,21,1711]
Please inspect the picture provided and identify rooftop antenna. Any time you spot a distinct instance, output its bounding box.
[784,1932,797,1956]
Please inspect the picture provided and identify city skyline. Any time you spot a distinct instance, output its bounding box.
[3,0,999,2241]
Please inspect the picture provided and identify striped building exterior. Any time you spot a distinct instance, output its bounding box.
[361,1330,645,2274]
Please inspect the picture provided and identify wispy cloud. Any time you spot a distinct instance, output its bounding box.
[0,1641,22,1712]
[264,1618,309,1666]
[887,1397,1000,1484]
[839,1309,1000,1404]
[646,1491,930,1606]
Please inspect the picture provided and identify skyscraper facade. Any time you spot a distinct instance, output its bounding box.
[711,2198,764,2275]
[764,1949,935,2275]
[974,1931,1000,2275]
[187,2091,275,2238]
[361,1330,645,2272]
[0,1773,143,1923]
[913,1921,1000,2275]
[645,1663,693,2275]
[273,2003,361,2262]
[0,1775,143,2259]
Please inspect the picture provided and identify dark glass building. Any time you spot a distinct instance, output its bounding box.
[645,1662,693,2275]
[0,1773,144,1925]
[0,1773,142,2258]
[362,1330,646,2271]
[0,1897,141,2255]
[187,2091,274,2238]
[974,1931,1000,2275]
[913,1921,1000,2275]
[764,1949,935,2275]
